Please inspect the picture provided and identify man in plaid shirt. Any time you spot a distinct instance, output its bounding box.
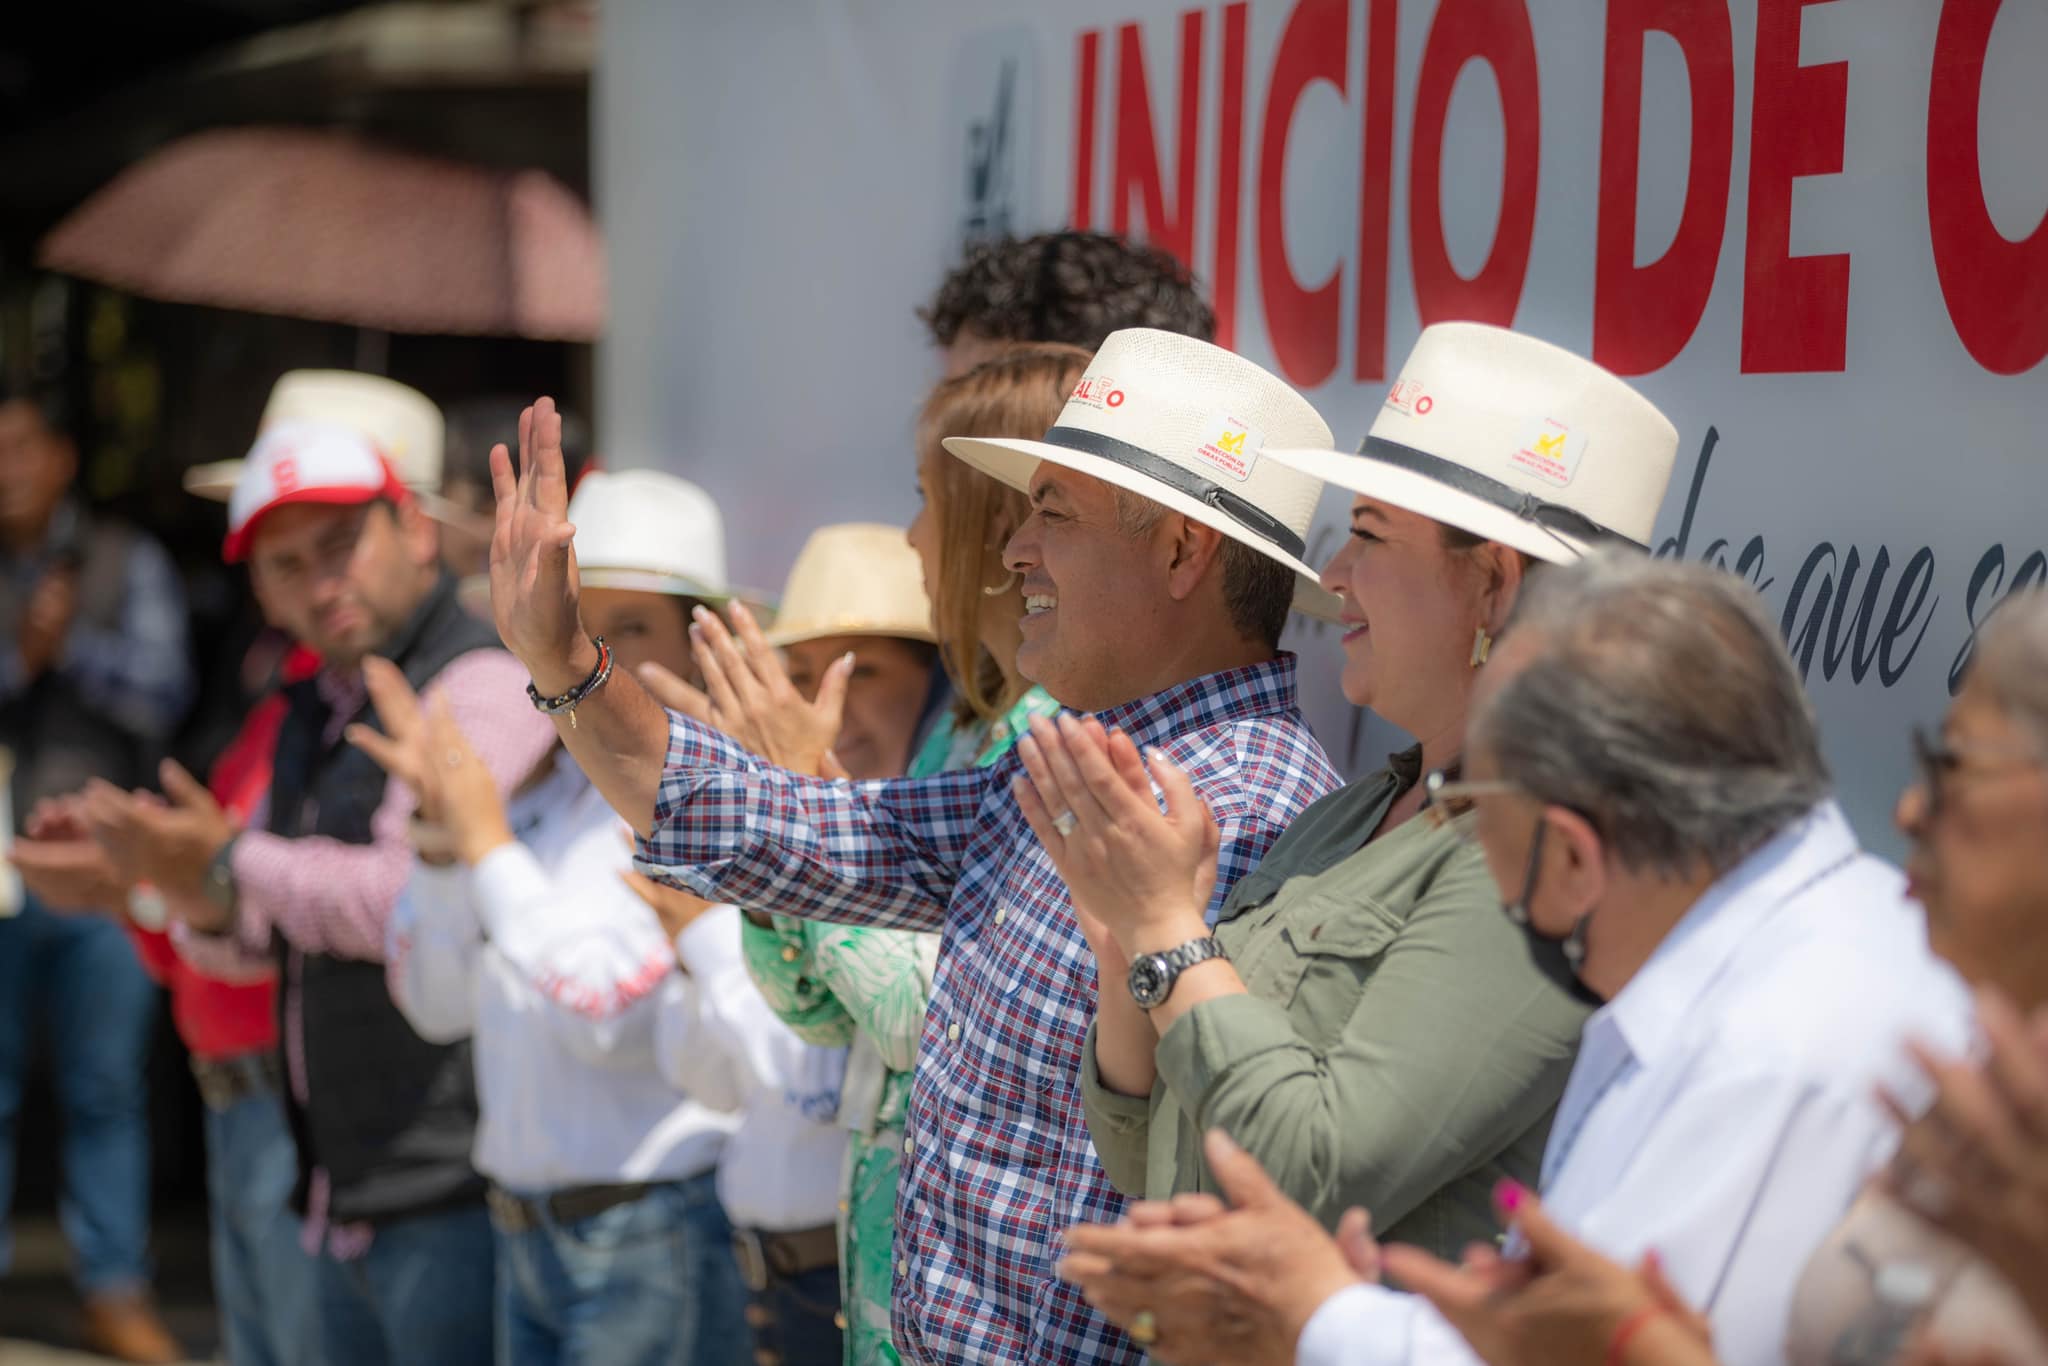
[490,332,1342,1363]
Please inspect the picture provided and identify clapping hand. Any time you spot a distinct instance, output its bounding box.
[654,600,853,780]
[77,762,233,915]
[1381,1188,1714,1366]
[347,657,513,866]
[10,794,125,910]
[488,397,590,694]
[1057,1129,1373,1366]
[1013,713,1219,958]
[1881,988,2048,1333]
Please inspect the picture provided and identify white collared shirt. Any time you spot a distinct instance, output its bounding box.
[386,755,736,1193]
[656,907,850,1233]
[1297,803,1973,1366]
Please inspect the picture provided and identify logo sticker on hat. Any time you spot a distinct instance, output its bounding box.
[1069,376,1126,410]
[1508,417,1587,488]
[1384,379,1434,417]
[1193,414,1263,483]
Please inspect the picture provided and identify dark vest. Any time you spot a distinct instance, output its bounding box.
[0,503,150,830]
[267,574,500,1224]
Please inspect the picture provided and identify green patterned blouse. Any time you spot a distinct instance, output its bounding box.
[739,685,1058,1365]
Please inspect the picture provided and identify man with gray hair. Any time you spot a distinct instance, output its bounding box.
[1056,554,1975,1366]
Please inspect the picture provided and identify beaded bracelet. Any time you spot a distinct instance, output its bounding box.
[525,636,613,729]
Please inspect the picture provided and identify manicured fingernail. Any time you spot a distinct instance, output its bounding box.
[840,651,856,669]
[692,605,713,625]
[1493,1179,1527,1215]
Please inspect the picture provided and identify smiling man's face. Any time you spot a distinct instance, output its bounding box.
[999,463,1177,711]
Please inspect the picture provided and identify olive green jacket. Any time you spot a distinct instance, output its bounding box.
[1078,752,1591,1258]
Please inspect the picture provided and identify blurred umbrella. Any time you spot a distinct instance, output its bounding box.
[37,126,604,341]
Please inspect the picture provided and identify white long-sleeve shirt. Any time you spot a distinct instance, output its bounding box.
[1297,803,1974,1366]
[385,752,735,1193]
[656,906,850,1233]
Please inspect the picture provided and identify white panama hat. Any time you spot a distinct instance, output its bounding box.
[458,467,771,622]
[569,468,738,601]
[942,328,1341,618]
[1265,323,1679,565]
[764,523,935,649]
[187,370,455,520]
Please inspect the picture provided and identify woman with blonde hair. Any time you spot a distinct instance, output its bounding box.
[674,342,1091,1364]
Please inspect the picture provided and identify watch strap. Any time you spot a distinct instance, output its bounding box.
[1131,933,1229,1008]
[204,834,241,918]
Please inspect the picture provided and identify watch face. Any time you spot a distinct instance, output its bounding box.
[1128,955,1170,1008]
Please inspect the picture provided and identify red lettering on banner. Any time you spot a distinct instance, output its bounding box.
[1740,0,1850,373]
[1213,3,1250,349]
[1355,0,1399,380]
[1409,0,1542,329]
[1592,0,1735,376]
[1112,12,1206,267]
[1927,0,2048,375]
[1071,30,1100,227]
[1258,0,1349,387]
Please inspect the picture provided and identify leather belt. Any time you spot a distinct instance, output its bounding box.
[190,1050,283,1113]
[731,1223,839,1293]
[486,1182,652,1235]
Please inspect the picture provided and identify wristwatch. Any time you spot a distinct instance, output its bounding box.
[1127,935,1229,1010]
[203,834,241,921]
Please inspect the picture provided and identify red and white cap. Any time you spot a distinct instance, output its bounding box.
[223,419,410,563]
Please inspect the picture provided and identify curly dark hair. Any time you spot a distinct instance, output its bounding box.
[920,231,1216,350]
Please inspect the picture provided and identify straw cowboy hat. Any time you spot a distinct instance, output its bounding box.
[1266,323,1679,564]
[186,369,456,520]
[765,523,935,649]
[942,328,1340,617]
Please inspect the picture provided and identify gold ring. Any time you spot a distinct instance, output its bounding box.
[1129,1310,1159,1346]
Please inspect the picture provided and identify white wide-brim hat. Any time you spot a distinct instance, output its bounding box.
[187,369,458,521]
[570,468,737,600]
[766,523,936,649]
[1266,323,1679,565]
[942,328,1341,618]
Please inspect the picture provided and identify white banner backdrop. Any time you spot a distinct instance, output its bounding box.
[598,0,2048,853]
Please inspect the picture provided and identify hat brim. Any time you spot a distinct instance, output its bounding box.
[189,458,467,526]
[942,435,1341,621]
[459,573,779,626]
[579,566,740,602]
[764,621,939,649]
[1261,446,1595,566]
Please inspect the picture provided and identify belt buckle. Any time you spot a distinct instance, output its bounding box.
[731,1227,770,1293]
[485,1186,532,1234]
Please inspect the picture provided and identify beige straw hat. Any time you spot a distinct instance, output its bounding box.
[1265,324,1679,565]
[186,370,456,520]
[943,327,1339,618]
[765,523,936,648]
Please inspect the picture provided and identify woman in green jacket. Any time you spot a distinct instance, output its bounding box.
[1014,324,1682,1263]
[688,344,1089,1365]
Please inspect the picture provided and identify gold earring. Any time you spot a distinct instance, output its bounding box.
[1470,627,1492,668]
[982,571,1020,598]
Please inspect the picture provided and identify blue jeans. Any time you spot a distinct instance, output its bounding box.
[0,895,158,1294]
[204,1084,320,1366]
[746,1260,843,1366]
[495,1172,749,1366]
[313,1201,496,1366]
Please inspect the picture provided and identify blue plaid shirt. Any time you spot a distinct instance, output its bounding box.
[638,655,1340,1365]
